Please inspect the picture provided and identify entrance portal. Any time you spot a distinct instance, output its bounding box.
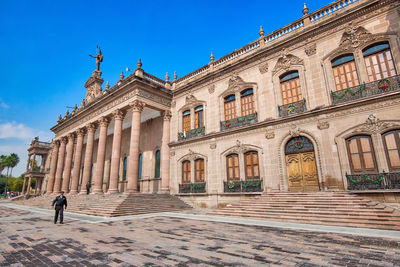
[285,136,319,192]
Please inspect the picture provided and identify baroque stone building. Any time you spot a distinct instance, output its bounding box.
[38,0,400,207]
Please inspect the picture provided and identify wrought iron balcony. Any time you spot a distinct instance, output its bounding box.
[278,99,306,117]
[220,112,258,131]
[331,75,400,105]
[178,126,205,141]
[346,172,400,190]
[179,182,206,193]
[224,179,263,193]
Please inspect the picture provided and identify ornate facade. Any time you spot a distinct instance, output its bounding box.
[38,0,400,207]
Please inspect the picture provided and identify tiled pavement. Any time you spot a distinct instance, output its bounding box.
[1,201,400,266]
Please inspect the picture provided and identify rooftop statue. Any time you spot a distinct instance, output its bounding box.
[89,46,103,72]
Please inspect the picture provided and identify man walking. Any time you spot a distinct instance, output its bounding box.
[51,191,67,224]
[86,182,91,194]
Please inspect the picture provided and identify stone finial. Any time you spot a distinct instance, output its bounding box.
[210,52,214,62]
[137,58,142,69]
[259,26,264,37]
[65,110,69,116]
[73,104,77,111]
[105,81,110,89]
[303,3,309,15]
[165,72,169,82]
[57,115,62,123]
[173,71,177,81]
[120,71,124,80]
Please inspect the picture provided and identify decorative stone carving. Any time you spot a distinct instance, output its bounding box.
[340,25,375,50]
[289,125,300,137]
[228,75,246,91]
[353,114,399,134]
[317,121,329,130]
[185,93,198,105]
[208,84,215,94]
[210,143,217,149]
[163,110,172,120]
[258,62,269,74]
[273,49,304,75]
[265,130,275,139]
[112,109,126,120]
[84,73,103,104]
[171,101,176,108]
[77,128,85,137]
[170,151,175,156]
[98,116,110,127]
[304,43,316,56]
[86,123,97,133]
[129,100,145,112]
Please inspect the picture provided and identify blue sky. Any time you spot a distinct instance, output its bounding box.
[0,0,329,176]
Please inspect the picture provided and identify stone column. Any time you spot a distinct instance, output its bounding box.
[26,176,32,195]
[108,109,125,193]
[61,133,75,193]
[161,111,171,192]
[70,129,84,194]
[92,117,110,194]
[25,155,31,173]
[80,123,97,193]
[46,141,59,194]
[22,176,27,195]
[126,100,145,193]
[31,153,36,172]
[53,137,67,194]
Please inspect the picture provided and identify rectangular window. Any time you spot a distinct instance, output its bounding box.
[182,161,191,183]
[224,98,236,121]
[195,159,204,182]
[332,61,359,91]
[195,107,203,128]
[241,93,255,116]
[227,154,240,180]
[182,112,191,132]
[281,76,302,105]
[383,130,400,170]
[346,136,377,173]
[245,152,259,180]
[365,50,396,82]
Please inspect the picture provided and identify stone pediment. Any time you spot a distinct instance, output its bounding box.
[339,25,375,50]
[273,50,304,75]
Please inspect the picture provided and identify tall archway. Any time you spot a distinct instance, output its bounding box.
[285,136,319,192]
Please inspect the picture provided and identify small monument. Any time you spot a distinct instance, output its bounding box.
[84,46,104,104]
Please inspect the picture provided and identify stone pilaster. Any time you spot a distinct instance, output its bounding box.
[31,153,36,172]
[108,109,126,194]
[70,129,85,194]
[80,123,97,194]
[26,176,32,195]
[126,100,145,193]
[92,117,110,194]
[46,141,59,194]
[22,176,27,195]
[53,137,67,194]
[161,111,172,192]
[61,133,75,193]
[25,155,31,173]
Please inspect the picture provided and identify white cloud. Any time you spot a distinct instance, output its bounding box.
[0,101,9,109]
[0,121,35,140]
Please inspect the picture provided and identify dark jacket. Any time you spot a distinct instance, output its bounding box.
[52,195,67,209]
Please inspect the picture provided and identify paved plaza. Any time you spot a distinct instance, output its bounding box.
[0,201,400,266]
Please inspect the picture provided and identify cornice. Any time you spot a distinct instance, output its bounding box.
[169,91,400,148]
[173,0,396,96]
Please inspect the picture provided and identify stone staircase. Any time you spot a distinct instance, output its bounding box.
[209,192,400,230]
[15,193,192,217]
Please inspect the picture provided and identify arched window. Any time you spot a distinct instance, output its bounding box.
[122,157,127,181]
[182,160,191,183]
[155,150,160,178]
[280,71,302,105]
[226,153,240,180]
[241,89,255,116]
[194,158,205,182]
[244,151,259,180]
[138,153,142,179]
[331,54,359,91]
[363,42,397,81]
[182,110,191,132]
[224,95,236,121]
[346,136,377,173]
[194,105,204,129]
[382,129,400,171]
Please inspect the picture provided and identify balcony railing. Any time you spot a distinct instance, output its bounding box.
[346,172,400,191]
[223,179,263,193]
[278,99,306,117]
[331,75,400,105]
[178,126,205,141]
[220,112,257,131]
[179,182,206,194]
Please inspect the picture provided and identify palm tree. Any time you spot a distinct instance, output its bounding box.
[3,153,19,196]
[8,153,20,177]
[0,155,7,176]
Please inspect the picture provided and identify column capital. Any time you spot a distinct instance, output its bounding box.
[129,100,145,112]
[98,116,110,127]
[67,132,75,140]
[77,128,86,137]
[163,110,172,121]
[112,109,126,120]
[61,136,68,144]
[54,139,61,146]
[86,122,97,133]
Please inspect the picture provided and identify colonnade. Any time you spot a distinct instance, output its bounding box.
[46,100,171,195]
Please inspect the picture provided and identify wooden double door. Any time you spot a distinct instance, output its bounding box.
[285,137,319,192]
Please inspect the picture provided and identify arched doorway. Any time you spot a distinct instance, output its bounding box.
[285,136,320,192]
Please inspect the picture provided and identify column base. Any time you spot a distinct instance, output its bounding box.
[106,189,119,194]
[78,191,89,195]
[91,190,104,194]
[160,188,170,194]
[69,190,78,195]
[124,189,138,194]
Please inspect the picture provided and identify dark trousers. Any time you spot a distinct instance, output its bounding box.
[54,206,64,223]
